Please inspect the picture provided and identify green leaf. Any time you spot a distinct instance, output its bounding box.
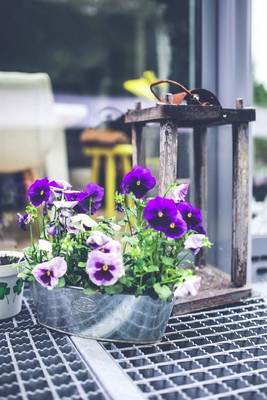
[56,277,66,288]
[25,204,38,219]
[104,284,123,295]
[145,265,159,273]
[13,279,24,295]
[153,283,172,301]
[78,262,86,269]
[0,282,10,300]
[119,276,134,287]
[83,287,96,296]
[161,257,174,267]
[122,236,139,246]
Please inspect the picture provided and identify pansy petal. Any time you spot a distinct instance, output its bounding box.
[172,183,189,202]
[86,231,111,248]
[121,165,156,198]
[51,257,67,278]
[86,250,124,286]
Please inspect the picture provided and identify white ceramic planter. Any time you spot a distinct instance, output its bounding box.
[0,251,25,320]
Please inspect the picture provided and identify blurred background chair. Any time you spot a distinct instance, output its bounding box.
[0,72,87,183]
[81,119,132,217]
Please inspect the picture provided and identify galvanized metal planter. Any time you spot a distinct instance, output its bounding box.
[32,283,173,343]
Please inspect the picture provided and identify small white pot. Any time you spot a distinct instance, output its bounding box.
[0,251,25,320]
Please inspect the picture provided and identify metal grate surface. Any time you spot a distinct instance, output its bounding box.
[0,288,110,400]
[103,297,267,400]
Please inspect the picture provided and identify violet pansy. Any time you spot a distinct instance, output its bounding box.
[121,165,156,199]
[86,250,124,286]
[32,257,67,290]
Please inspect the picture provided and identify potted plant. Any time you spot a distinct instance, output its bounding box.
[0,250,25,320]
[18,167,211,343]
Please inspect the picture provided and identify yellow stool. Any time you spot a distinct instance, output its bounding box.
[83,144,133,217]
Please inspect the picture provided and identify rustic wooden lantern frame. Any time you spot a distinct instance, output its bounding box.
[125,99,256,314]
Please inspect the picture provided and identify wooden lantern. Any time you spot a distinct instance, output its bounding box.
[125,98,256,314]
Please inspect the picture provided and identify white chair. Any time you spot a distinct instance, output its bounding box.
[0,72,87,181]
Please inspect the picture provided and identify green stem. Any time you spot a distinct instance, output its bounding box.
[89,198,92,215]
[29,224,33,246]
[124,197,133,235]
[42,215,47,239]
[163,183,176,197]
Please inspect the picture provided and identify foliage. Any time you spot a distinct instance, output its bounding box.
[18,172,211,301]
[254,81,267,107]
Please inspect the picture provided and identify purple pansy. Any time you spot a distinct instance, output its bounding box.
[86,250,124,286]
[32,257,67,290]
[85,183,104,202]
[47,224,58,237]
[28,177,51,207]
[177,202,203,231]
[194,224,206,235]
[163,213,187,239]
[17,213,32,231]
[184,234,206,255]
[49,179,72,191]
[86,231,111,249]
[172,183,189,202]
[121,166,156,198]
[75,183,104,214]
[99,240,121,254]
[64,190,82,202]
[143,197,178,231]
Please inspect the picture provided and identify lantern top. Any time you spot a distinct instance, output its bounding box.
[125,104,255,127]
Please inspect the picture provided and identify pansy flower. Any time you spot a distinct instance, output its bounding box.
[38,239,52,253]
[85,183,104,202]
[86,250,124,286]
[75,183,104,214]
[184,234,206,255]
[163,213,187,239]
[171,183,189,203]
[121,165,156,198]
[194,224,206,235]
[17,213,32,231]
[143,197,177,231]
[49,179,72,191]
[99,240,121,254]
[86,231,111,249]
[32,257,67,290]
[174,276,201,298]
[68,214,97,232]
[47,224,58,236]
[64,190,82,202]
[28,177,51,207]
[177,202,203,231]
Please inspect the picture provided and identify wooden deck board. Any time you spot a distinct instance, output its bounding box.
[173,265,251,315]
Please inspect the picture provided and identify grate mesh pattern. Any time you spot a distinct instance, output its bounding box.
[0,288,110,400]
[103,297,267,400]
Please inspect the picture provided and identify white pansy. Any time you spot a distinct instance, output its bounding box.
[38,239,52,253]
[53,200,78,209]
[110,223,121,232]
[174,276,201,298]
[171,183,189,202]
[70,214,98,231]
[49,179,72,191]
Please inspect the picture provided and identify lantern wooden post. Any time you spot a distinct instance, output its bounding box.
[131,102,146,166]
[193,126,208,267]
[159,120,178,195]
[231,98,249,287]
